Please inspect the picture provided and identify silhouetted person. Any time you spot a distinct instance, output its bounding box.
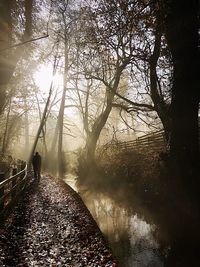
[32,152,41,180]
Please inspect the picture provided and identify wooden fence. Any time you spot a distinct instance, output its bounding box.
[112,125,200,153]
[0,159,27,222]
[99,130,167,155]
[119,130,166,152]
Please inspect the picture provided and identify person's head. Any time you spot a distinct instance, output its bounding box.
[35,152,39,155]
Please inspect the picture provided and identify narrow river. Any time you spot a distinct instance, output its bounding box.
[64,174,164,267]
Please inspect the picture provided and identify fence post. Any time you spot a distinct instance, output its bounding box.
[0,172,5,211]
[20,162,24,178]
[11,168,18,200]
[20,162,26,190]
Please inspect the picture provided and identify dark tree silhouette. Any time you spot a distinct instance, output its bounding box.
[164,0,200,179]
[0,0,33,114]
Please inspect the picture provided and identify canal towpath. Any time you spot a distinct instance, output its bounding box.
[0,174,117,267]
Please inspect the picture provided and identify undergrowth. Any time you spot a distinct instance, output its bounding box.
[76,146,200,264]
[76,145,169,201]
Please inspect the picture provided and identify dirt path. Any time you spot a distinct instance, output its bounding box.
[0,174,117,267]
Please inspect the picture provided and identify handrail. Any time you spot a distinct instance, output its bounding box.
[0,174,27,203]
[0,161,28,222]
[0,165,27,189]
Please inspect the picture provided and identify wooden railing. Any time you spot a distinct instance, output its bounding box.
[99,130,167,155]
[119,130,167,152]
[113,126,200,153]
[0,160,28,221]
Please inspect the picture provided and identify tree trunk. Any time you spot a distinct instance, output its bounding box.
[35,93,48,162]
[149,19,171,141]
[28,88,52,167]
[85,134,98,167]
[0,0,33,115]
[57,86,67,177]
[0,0,13,114]
[1,99,11,154]
[85,89,115,166]
[24,101,30,157]
[164,2,200,262]
[165,0,200,177]
[57,38,68,177]
[170,92,199,175]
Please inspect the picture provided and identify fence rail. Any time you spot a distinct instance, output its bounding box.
[100,124,200,156]
[0,159,28,221]
[100,130,167,154]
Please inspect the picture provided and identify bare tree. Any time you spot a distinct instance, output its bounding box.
[0,0,34,114]
[45,0,77,176]
[72,0,160,165]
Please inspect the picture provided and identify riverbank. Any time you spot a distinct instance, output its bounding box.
[0,174,117,266]
[76,148,200,267]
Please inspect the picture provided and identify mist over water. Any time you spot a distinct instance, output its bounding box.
[64,174,164,267]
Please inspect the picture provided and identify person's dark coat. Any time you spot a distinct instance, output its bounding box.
[32,152,41,178]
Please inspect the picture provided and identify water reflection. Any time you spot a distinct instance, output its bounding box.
[64,175,163,267]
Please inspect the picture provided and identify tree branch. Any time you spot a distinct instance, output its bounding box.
[0,34,49,52]
[112,89,155,110]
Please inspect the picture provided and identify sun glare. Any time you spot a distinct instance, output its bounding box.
[34,64,63,94]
